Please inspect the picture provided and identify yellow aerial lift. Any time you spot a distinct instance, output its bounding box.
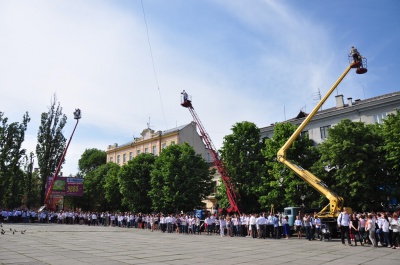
[277,51,367,227]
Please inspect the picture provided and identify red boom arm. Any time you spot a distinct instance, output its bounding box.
[181,97,240,214]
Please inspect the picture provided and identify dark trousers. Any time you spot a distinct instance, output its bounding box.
[305,226,311,240]
[392,231,399,247]
[340,226,351,244]
[266,225,273,237]
[274,226,280,239]
[259,224,266,239]
[251,224,257,238]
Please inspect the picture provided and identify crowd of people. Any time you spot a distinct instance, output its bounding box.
[1,207,399,250]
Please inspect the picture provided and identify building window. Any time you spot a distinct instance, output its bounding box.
[110,157,113,162]
[300,130,308,138]
[145,147,149,154]
[152,146,156,155]
[117,155,120,164]
[320,125,331,140]
[171,141,175,145]
[162,143,167,149]
[373,113,387,124]
[123,154,126,163]
[137,150,141,155]
[129,152,133,160]
[206,153,211,162]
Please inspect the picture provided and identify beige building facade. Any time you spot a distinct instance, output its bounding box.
[106,121,212,165]
[106,122,220,212]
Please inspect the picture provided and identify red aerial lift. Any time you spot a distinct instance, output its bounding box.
[181,92,240,214]
[39,109,81,212]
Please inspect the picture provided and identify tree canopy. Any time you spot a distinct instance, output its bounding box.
[218,121,266,212]
[315,119,385,211]
[0,111,30,208]
[78,148,107,176]
[119,153,155,212]
[261,122,320,210]
[36,97,67,204]
[149,143,214,213]
[380,109,400,203]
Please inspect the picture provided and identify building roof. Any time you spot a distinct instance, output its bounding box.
[261,90,400,131]
[112,122,193,149]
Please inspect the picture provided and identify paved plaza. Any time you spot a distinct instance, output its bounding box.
[0,223,399,265]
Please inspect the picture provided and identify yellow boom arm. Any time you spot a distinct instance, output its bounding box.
[277,64,353,217]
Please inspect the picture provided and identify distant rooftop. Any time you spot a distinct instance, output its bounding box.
[113,122,193,149]
[263,90,400,128]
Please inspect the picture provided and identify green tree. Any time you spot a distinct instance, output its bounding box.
[218,121,266,212]
[23,152,40,209]
[0,111,30,208]
[119,153,155,212]
[316,119,385,211]
[36,97,67,204]
[68,148,107,209]
[82,163,119,211]
[78,148,107,176]
[149,143,214,213]
[262,122,319,210]
[380,109,400,203]
[104,162,122,210]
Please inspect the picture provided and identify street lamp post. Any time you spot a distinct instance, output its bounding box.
[41,109,81,211]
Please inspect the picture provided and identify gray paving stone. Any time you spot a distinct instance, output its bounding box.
[1,223,399,264]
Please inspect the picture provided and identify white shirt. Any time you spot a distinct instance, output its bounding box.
[381,219,390,233]
[337,212,350,226]
[249,216,256,225]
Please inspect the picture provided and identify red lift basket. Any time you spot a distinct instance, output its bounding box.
[348,55,368,74]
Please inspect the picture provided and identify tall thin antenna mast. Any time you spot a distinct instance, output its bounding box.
[313,88,322,110]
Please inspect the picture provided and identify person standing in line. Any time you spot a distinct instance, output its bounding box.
[278,214,284,239]
[267,212,274,238]
[193,216,199,235]
[160,214,166,233]
[282,215,290,239]
[381,214,391,248]
[249,214,257,239]
[273,214,280,239]
[204,215,212,235]
[226,215,233,237]
[337,208,352,246]
[257,213,266,239]
[213,216,219,235]
[376,213,384,246]
[390,213,400,249]
[210,214,216,235]
[303,214,312,241]
[241,213,247,237]
[220,215,226,237]
[314,215,322,240]
[358,214,366,244]
[166,214,172,233]
[309,213,315,240]
[150,214,155,232]
[294,215,302,239]
[245,214,251,237]
[366,214,377,247]
[350,214,363,246]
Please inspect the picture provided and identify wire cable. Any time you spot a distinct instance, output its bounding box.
[141,0,168,129]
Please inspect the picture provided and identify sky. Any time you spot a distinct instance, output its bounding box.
[1,0,399,176]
